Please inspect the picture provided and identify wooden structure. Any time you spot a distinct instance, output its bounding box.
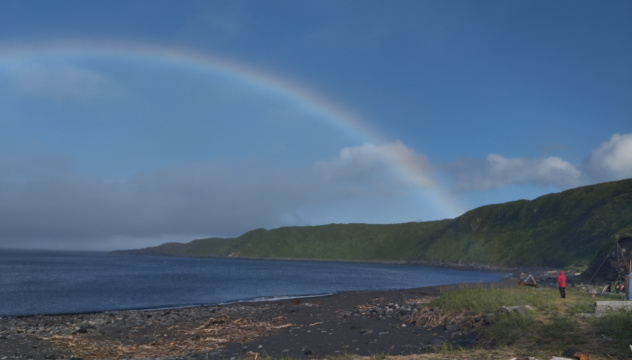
[518,274,538,287]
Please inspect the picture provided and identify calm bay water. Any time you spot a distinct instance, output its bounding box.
[0,250,507,317]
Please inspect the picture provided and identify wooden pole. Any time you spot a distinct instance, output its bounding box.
[627,260,632,301]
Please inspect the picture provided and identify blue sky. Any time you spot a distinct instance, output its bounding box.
[0,1,630,250]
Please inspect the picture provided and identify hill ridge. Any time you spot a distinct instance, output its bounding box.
[113,178,632,268]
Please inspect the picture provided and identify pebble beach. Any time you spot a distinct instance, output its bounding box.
[1,277,524,360]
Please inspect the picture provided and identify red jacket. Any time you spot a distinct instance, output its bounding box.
[557,271,566,288]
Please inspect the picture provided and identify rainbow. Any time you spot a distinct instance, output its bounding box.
[0,41,466,219]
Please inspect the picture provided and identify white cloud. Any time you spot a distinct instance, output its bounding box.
[382,141,435,187]
[316,143,389,181]
[584,133,632,181]
[314,141,434,193]
[446,154,581,192]
[445,132,632,192]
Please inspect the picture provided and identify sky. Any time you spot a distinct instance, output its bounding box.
[0,1,630,251]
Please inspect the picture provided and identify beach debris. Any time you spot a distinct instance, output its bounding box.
[352,296,433,321]
[42,313,291,359]
[498,305,537,315]
[518,274,538,287]
[247,350,261,360]
[562,347,590,360]
[408,306,449,328]
[508,349,591,360]
[507,356,589,360]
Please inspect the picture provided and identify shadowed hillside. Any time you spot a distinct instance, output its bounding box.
[114,178,632,268]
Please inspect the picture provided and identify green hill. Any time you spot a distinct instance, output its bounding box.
[114,178,632,268]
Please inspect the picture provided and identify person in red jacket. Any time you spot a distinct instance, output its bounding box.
[557,271,567,298]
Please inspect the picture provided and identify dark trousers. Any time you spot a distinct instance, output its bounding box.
[559,286,566,298]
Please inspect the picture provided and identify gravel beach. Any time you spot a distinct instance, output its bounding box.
[1,276,525,360]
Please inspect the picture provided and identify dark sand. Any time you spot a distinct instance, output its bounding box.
[1,274,531,360]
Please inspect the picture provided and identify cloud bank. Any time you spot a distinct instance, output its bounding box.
[1,133,630,250]
[446,155,582,191]
[0,142,434,249]
[445,132,632,192]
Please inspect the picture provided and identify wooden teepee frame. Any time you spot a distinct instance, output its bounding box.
[587,235,629,286]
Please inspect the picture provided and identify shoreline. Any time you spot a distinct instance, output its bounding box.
[1,276,527,360]
[2,261,562,321]
[2,277,512,320]
[1,257,515,319]
[111,250,522,274]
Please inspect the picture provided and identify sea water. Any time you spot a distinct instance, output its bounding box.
[0,250,506,316]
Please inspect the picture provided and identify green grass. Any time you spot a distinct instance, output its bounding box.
[242,285,632,360]
[483,312,536,346]
[429,286,556,313]
[535,316,584,345]
[593,310,632,345]
[426,284,632,359]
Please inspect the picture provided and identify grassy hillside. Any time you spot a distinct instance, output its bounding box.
[115,178,632,268]
[428,178,632,266]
